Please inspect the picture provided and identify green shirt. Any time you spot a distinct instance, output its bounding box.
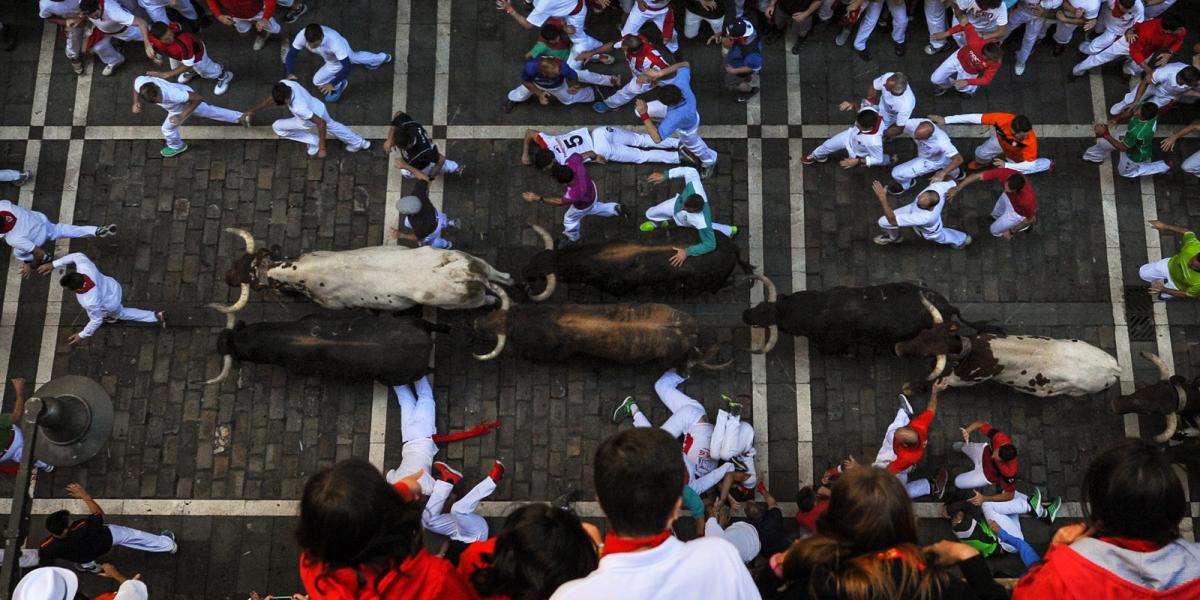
[681,486,704,517]
[1122,116,1157,163]
[1168,232,1200,297]
[529,41,570,61]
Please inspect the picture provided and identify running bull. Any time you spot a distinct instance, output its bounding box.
[894,297,1120,397]
[521,222,753,300]
[217,228,513,313]
[1112,352,1200,442]
[741,279,991,355]
[472,287,730,370]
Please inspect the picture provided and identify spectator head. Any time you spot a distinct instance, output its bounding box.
[982,42,1002,62]
[533,148,556,170]
[855,108,880,132]
[59,273,87,292]
[539,22,563,43]
[796,486,817,512]
[593,428,685,537]
[1011,115,1033,140]
[744,501,767,523]
[1138,102,1160,121]
[137,82,163,104]
[550,163,575,184]
[1003,174,1026,196]
[148,21,174,43]
[884,72,908,96]
[537,57,562,79]
[1177,66,1200,87]
[1082,438,1186,545]
[659,84,684,106]
[470,504,598,600]
[45,510,71,538]
[271,82,294,106]
[1161,14,1184,33]
[296,459,423,583]
[914,121,935,141]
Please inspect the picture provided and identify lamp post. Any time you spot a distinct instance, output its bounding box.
[0,376,113,598]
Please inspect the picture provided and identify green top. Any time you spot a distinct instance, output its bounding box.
[954,517,999,558]
[529,41,570,61]
[0,414,12,452]
[1168,232,1200,297]
[1122,116,1157,163]
[681,486,705,517]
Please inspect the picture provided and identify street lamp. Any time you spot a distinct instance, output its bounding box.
[0,376,113,598]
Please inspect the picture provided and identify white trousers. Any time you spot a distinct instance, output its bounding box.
[230,0,293,35]
[422,476,495,543]
[400,158,461,180]
[93,27,145,67]
[0,170,21,182]
[0,426,54,470]
[633,369,707,438]
[878,216,968,246]
[562,200,619,241]
[58,25,87,61]
[1110,83,1179,116]
[170,53,223,79]
[1083,138,1170,177]
[1052,19,1081,45]
[603,77,654,109]
[982,491,1031,544]
[385,378,437,496]
[891,155,955,190]
[645,101,718,167]
[272,116,365,153]
[1182,150,1200,177]
[622,4,678,52]
[105,524,175,554]
[161,103,241,150]
[108,305,159,324]
[1073,32,1130,75]
[1006,6,1048,66]
[925,0,950,49]
[953,441,991,489]
[855,0,907,50]
[593,126,679,164]
[7,222,97,263]
[141,0,198,23]
[872,408,933,498]
[683,9,724,39]
[989,193,1028,236]
[1139,257,1181,300]
[405,211,451,249]
[811,129,884,164]
[312,50,390,86]
[931,53,979,95]
[974,137,1053,173]
[506,81,596,105]
[644,197,733,236]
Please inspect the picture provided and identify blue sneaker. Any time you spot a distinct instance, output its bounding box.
[592,101,615,114]
[325,80,348,102]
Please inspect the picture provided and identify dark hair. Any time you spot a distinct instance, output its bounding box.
[622,34,642,53]
[470,504,598,600]
[80,0,99,12]
[138,82,162,104]
[533,148,555,170]
[855,110,879,130]
[977,0,1001,7]
[1005,174,1026,193]
[659,85,684,106]
[682,194,704,212]
[998,445,1018,462]
[1139,102,1160,120]
[550,164,574,184]
[1180,67,1200,86]
[148,21,170,39]
[297,459,424,593]
[780,468,947,600]
[46,510,70,536]
[594,428,685,536]
[1118,0,1135,6]
[1082,439,1185,545]
[271,82,293,105]
[304,23,324,44]
[539,23,562,41]
[1161,14,1184,31]
[797,486,817,512]
[744,501,766,523]
[1011,115,1032,134]
[982,43,1001,61]
[60,273,85,291]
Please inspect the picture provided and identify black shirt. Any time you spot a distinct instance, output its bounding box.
[391,112,439,170]
[39,514,113,564]
[753,507,791,556]
[778,0,821,14]
[403,180,439,241]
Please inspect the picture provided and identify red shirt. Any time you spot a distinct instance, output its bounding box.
[148,22,206,62]
[458,539,509,600]
[1129,18,1186,65]
[888,409,933,474]
[207,0,276,20]
[300,550,478,600]
[795,499,828,532]
[981,168,1037,218]
[1014,542,1200,600]
[950,24,1001,86]
[978,423,1018,492]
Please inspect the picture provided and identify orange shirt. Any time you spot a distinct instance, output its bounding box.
[981,113,1038,163]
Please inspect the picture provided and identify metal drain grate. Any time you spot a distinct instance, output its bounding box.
[1123,285,1155,342]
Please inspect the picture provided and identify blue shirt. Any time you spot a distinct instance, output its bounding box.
[726,36,763,72]
[658,66,699,139]
[520,58,578,89]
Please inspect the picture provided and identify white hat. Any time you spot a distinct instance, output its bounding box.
[13,567,79,600]
[396,196,422,216]
[706,519,762,563]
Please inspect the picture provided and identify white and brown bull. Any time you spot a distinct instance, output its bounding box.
[894,297,1120,397]
[217,228,513,312]
[1112,352,1200,442]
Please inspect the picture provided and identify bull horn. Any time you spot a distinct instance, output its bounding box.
[527,223,558,302]
[1155,413,1179,443]
[474,283,510,361]
[926,354,948,381]
[1141,351,1171,381]
[226,227,256,254]
[205,284,249,314]
[920,294,944,325]
[204,355,234,385]
[749,275,779,354]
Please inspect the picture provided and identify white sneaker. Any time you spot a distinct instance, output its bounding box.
[347,140,370,152]
[101,60,123,76]
[214,70,233,96]
[873,234,901,246]
[835,28,851,46]
[177,71,197,83]
[954,235,973,249]
[253,32,269,51]
[306,145,320,156]
[923,43,941,55]
[1014,62,1026,76]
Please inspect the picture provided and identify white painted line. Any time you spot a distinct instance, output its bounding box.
[785,30,813,490]
[1141,175,1173,378]
[748,138,769,479]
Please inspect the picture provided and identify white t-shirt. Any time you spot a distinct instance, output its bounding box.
[526,0,582,26]
[51,252,124,338]
[281,80,330,122]
[292,25,353,64]
[550,537,761,600]
[1068,0,1102,19]
[957,0,1008,31]
[1100,0,1143,32]
[871,72,916,127]
[39,0,82,19]
[89,0,135,33]
[895,181,955,239]
[905,119,959,161]
[133,75,192,113]
[537,128,595,164]
[843,121,886,166]
[0,200,52,258]
[1151,62,1192,98]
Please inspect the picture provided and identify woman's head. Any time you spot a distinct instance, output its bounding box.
[817,466,919,553]
[297,459,423,572]
[471,504,599,600]
[1083,438,1186,544]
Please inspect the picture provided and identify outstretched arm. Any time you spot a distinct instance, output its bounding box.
[67,483,104,517]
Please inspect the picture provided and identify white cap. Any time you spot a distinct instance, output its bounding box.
[396,196,422,216]
[706,518,762,563]
[13,567,79,600]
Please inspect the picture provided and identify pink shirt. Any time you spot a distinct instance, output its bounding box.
[562,154,596,209]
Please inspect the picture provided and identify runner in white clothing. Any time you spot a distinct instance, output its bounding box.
[497,0,615,89]
[384,376,438,496]
[872,179,970,248]
[421,460,505,544]
[39,0,87,74]
[582,37,681,113]
[285,24,392,101]
[40,253,162,345]
[1110,62,1200,116]
[523,127,684,167]
[0,200,113,276]
[1071,0,1144,76]
[243,80,370,158]
[838,72,914,138]
[132,75,245,158]
[1051,0,1102,51]
[79,0,156,76]
[803,107,893,168]
[622,0,680,52]
[889,119,962,193]
[1005,0,1061,75]
[138,0,199,24]
[0,378,55,472]
[925,0,1009,54]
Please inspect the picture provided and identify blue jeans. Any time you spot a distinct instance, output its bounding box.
[996,528,1040,568]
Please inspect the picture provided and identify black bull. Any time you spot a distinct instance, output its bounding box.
[204,313,441,386]
[1112,352,1200,442]
[522,223,753,300]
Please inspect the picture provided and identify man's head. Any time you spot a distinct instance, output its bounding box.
[148,21,174,43]
[723,18,753,44]
[1118,0,1135,8]
[271,82,293,106]
[884,72,908,96]
[138,82,163,104]
[796,485,817,512]
[681,193,704,214]
[537,57,562,79]
[1083,439,1185,545]
[1011,115,1033,141]
[396,196,421,216]
[1138,101,1160,121]
[593,428,685,536]
[914,121,935,141]
[1003,173,1026,196]
[303,24,324,48]
[46,510,71,538]
[539,22,563,43]
[855,108,880,132]
[533,148,555,170]
[60,273,87,292]
[995,444,1017,462]
[658,85,684,107]
[1177,66,1200,88]
[982,42,1002,62]
[917,188,943,210]
[743,501,767,523]
[1161,14,1184,33]
[550,163,574,184]
[620,33,642,56]
[894,426,922,448]
[79,0,101,18]
[977,0,1001,8]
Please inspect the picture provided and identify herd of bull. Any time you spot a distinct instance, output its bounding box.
[202,224,1197,452]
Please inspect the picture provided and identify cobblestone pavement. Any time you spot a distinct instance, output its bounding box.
[1,0,1199,597]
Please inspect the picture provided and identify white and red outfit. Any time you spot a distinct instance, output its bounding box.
[1110,61,1196,115]
[384,377,438,497]
[0,200,98,264]
[1072,0,1144,75]
[932,23,1001,95]
[85,0,145,68]
[891,119,960,191]
[810,110,888,166]
[536,127,681,165]
[422,475,496,544]
[39,0,87,62]
[601,35,671,110]
[621,0,678,53]
[139,0,199,23]
[1005,0,1061,69]
[631,370,735,495]
[1052,0,1102,46]
[148,22,227,82]
[206,0,295,35]
[1014,537,1200,599]
[979,168,1036,236]
[52,253,159,338]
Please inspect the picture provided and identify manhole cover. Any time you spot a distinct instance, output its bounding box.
[1123,285,1155,342]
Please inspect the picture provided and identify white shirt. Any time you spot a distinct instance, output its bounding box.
[51,253,124,338]
[1067,0,1102,19]
[905,119,959,161]
[0,200,52,258]
[841,120,886,166]
[550,537,760,600]
[893,181,955,239]
[281,79,330,122]
[526,0,583,26]
[39,0,82,19]
[88,0,135,33]
[133,75,192,113]
[1150,62,1193,98]
[1100,0,1143,32]
[871,72,916,127]
[291,25,353,64]
[1016,0,1062,11]
[537,128,595,164]
[957,0,1008,31]
[140,0,174,8]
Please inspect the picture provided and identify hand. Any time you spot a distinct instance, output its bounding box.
[1154,54,1170,68]
[254,18,270,31]
[520,153,532,166]
[871,180,887,199]
[968,491,985,506]
[286,74,298,81]
[537,92,550,106]
[169,115,182,125]
[1001,230,1014,240]
[841,455,858,470]
[669,248,688,267]
[930,171,946,183]
[706,34,722,45]
[1149,220,1169,231]
[646,172,665,185]
[700,0,717,9]
[36,263,53,276]
[953,79,969,90]
[383,139,396,153]
[1161,137,1179,152]
[932,377,950,393]
[315,147,327,159]
[923,540,980,567]
[494,0,511,9]
[838,157,860,169]
[1125,30,1138,43]
[1149,281,1166,295]
[634,98,648,114]
[593,154,608,164]
[132,103,142,115]
[838,101,858,112]
[764,4,775,18]
[522,191,542,203]
[1050,523,1093,546]
[1093,123,1109,137]
[217,14,234,26]
[68,334,83,346]
[642,68,663,82]
[66,483,91,500]
[19,263,32,278]
[1030,5,1045,17]
[146,47,161,64]
[991,158,1006,168]
[1083,18,1097,32]
[961,427,970,443]
[930,31,949,41]
[927,114,945,126]
[318,83,334,95]
[726,498,741,514]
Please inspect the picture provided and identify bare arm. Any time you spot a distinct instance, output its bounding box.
[521,129,539,165]
[1149,220,1189,235]
[67,483,104,517]
[496,0,535,29]
[931,154,964,182]
[872,180,898,227]
[1162,120,1200,151]
[312,114,328,157]
[634,99,663,143]
[241,95,276,120]
[9,378,27,423]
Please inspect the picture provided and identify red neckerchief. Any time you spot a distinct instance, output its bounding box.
[0,211,14,233]
[860,114,882,135]
[1112,2,1124,18]
[601,530,672,557]
[1099,536,1166,552]
[76,275,96,294]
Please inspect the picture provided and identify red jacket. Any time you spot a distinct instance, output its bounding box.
[1015,538,1200,600]
[207,0,276,20]
[951,24,1001,87]
[1130,18,1186,65]
[300,550,478,600]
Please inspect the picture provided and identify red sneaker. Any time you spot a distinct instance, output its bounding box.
[432,461,462,486]
[488,459,505,483]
